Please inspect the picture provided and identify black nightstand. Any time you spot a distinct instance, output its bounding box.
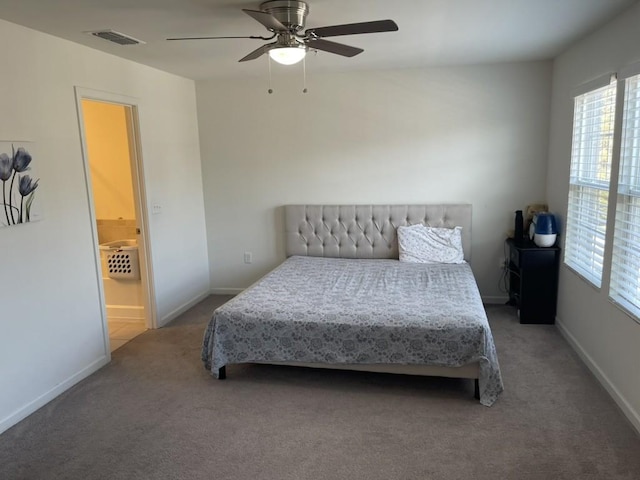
[506,238,560,324]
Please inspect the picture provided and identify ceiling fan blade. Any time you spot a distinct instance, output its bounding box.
[242,8,287,31]
[306,19,398,38]
[239,44,270,62]
[307,38,363,57]
[167,35,270,41]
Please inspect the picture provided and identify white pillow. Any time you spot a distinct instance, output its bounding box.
[397,224,465,264]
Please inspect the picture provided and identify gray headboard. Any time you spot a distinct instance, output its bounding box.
[285,204,472,260]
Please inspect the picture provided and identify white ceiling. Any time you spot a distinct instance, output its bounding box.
[0,0,636,80]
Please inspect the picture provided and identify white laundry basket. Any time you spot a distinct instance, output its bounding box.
[99,240,140,280]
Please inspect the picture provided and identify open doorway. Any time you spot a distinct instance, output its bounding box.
[75,89,156,355]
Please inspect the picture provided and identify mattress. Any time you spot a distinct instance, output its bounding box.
[202,255,503,406]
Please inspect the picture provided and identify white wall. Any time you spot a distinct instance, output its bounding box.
[546,3,640,432]
[83,100,136,220]
[197,62,552,300]
[0,19,210,434]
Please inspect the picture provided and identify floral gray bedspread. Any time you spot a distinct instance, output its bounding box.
[202,256,503,406]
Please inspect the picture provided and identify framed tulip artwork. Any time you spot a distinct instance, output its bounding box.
[0,141,42,228]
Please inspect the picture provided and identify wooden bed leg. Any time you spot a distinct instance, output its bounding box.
[474,379,480,400]
[218,366,226,380]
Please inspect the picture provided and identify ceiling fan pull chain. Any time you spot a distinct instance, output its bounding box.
[268,55,273,94]
[302,56,308,94]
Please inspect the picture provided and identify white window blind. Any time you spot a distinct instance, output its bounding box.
[610,73,640,317]
[564,82,617,287]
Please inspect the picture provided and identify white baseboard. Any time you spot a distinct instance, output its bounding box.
[556,318,640,436]
[158,290,211,327]
[210,288,244,295]
[0,355,110,435]
[482,295,509,304]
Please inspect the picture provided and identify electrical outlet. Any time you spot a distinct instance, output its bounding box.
[244,252,252,264]
[151,204,162,215]
[499,258,507,269]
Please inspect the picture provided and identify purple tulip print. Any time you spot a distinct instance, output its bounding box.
[1,143,40,227]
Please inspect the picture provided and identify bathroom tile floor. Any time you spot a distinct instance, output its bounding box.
[108,320,147,352]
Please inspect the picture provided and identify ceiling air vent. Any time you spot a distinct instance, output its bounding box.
[87,30,145,45]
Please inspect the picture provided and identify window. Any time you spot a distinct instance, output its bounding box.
[564,81,617,287]
[610,73,640,317]
[565,67,640,322]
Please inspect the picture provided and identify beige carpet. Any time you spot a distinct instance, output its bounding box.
[1,296,639,480]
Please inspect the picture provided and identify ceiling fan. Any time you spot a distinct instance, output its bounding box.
[167,0,398,65]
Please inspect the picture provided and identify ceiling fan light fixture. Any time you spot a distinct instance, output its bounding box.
[268,45,307,65]
[168,1,399,67]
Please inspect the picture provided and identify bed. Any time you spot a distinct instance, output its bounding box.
[202,205,503,406]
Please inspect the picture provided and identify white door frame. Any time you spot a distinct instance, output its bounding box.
[74,87,158,356]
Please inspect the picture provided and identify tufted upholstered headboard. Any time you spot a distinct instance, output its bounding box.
[285,204,472,260]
